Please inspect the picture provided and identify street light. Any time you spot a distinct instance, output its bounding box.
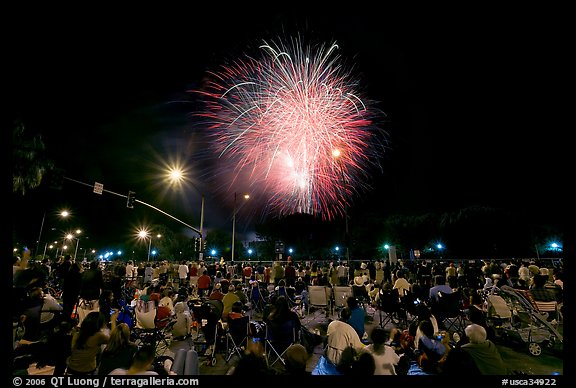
[231,192,250,262]
[137,229,162,261]
[65,229,83,259]
[167,167,205,260]
[36,209,70,258]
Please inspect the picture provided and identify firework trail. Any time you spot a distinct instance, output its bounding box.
[195,36,386,220]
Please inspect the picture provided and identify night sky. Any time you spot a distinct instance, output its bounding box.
[10,8,565,255]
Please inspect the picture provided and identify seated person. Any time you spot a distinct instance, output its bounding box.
[352,276,369,302]
[274,279,296,302]
[109,345,163,375]
[414,320,446,374]
[266,295,301,331]
[227,301,246,321]
[283,343,310,375]
[221,285,241,321]
[324,307,365,367]
[459,324,507,375]
[208,282,224,301]
[172,301,193,339]
[345,296,366,341]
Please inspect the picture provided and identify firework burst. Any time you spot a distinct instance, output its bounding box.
[195,36,387,220]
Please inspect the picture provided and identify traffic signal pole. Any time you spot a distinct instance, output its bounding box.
[62,176,203,239]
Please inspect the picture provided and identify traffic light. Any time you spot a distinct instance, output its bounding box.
[126,191,136,208]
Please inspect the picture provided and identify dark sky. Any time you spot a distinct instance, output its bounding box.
[11,8,565,253]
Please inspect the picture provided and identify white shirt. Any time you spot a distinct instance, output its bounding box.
[362,344,400,375]
[40,294,63,324]
[393,277,411,297]
[126,264,136,279]
[178,264,189,279]
[325,319,364,366]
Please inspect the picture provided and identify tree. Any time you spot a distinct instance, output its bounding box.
[12,120,54,195]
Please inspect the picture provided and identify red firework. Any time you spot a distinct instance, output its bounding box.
[194,36,386,220]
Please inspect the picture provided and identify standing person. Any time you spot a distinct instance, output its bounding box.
[143,262,153,286]
[337,262,348,286]
[55,254,73,284]
[189,262,199,292]
[62,261,83,323]
[178,261,189,288]
[361,326,400,375]
[125,261,137,287]
[284,262,296,287]
[197,270,212,297]
[79,261,103,302]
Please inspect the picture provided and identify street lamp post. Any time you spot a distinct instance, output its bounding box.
[167,168,205,260]
[36,210,70,258]
[137,230,161,262]
[198,194,205,260]
[332,148,350,261]
[232,193,237,263]
[231,192,249,262]
[147,237,152,261]
[74,238,80,259]
[65,230,82,260]
[35,212,46,258]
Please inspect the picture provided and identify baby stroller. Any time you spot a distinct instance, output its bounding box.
[484,285,563,356]
[192,299,224,366]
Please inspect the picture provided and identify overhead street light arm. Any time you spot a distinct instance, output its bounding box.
[63,176,203,238]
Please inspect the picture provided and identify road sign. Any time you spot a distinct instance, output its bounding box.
[93,182,103,194]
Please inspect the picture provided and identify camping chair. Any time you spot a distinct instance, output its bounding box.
[192,299,224,365]
[306,285,332,320]
[399,289,422,327]
[333,286,353,314]
[132,300,175,355]
[264,319,299,367]
[377,288,406,328]
[224,315,250,363]
[436,291,468,335]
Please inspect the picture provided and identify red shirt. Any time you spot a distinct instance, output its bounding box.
[197,274,211,290]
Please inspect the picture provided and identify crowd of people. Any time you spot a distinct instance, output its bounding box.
[12,249,563,376]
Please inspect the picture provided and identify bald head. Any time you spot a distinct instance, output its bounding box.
[465,324,487,344]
